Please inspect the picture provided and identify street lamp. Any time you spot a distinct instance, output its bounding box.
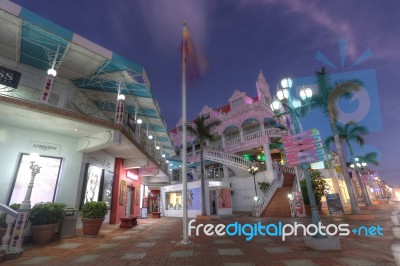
[271,78,323,232]
[248,165,259,201]
[350,158,372,206]
[19,153,41,210]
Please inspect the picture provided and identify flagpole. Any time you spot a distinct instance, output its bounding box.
[181,20,190,245]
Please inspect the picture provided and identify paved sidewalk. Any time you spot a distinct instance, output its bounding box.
[2,206,397,266]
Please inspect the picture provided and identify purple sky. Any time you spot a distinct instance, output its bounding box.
[12,0,400,186]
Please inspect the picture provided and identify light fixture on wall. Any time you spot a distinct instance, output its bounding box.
[47,45,60,77]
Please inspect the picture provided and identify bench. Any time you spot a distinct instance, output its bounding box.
[119,216,138,229]
[151,212,161,219]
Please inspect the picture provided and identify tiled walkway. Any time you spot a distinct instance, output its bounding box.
[2,207,397,265]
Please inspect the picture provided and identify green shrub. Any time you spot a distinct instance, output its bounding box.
[82,201,108,219]
[9,203,20,211]
[258,181,270,192]
[29,202,66,225]
[300,170,328,205]
[0,213,7,228]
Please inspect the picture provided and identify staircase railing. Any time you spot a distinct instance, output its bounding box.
[0,203,18,252]
[204,149,252,170]
[254,169,284,217]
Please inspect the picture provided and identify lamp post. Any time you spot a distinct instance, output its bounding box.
[271,77,323,231]
[19,153,41,210]
[350,158,372,206]
[248,165,259,202]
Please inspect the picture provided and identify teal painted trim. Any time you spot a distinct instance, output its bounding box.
[151,125,166,133]
[157,137,170,143]
[73,80,152,98]
[91,101,158,118]
[111,53,143,75]
[20,9,73,41]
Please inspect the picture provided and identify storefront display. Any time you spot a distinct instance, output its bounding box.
[82,164,103,204]
[9,154,62,206]
[166,192,182,210]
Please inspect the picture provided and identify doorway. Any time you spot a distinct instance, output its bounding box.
[126,186,134,216]
[209,190,217,215]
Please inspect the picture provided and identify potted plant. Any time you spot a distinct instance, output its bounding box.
[300,170,328,215]
[258,182,270,193]
[81,201,108,237]
[30,202,66,244]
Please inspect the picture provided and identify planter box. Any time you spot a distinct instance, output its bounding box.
[31,223,57,245]
[82,218,104,237]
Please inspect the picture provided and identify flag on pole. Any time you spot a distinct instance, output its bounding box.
[182,23,208,81]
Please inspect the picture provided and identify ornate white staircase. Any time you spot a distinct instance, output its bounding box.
[254,163,296,217]
[203,149,254,177]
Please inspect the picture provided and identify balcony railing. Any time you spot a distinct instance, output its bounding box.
[224,137,241,147]
[265,128,282,137]
[242,130,262,141]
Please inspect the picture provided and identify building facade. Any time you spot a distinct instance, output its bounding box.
[0,0,173,225]
[163,71,297,217]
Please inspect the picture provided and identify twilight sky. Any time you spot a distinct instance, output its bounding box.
[12,0,400,186]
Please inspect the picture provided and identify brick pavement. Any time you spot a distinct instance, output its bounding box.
[1,205,397,266]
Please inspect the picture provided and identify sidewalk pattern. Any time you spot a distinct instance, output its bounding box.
[1,209,396,266]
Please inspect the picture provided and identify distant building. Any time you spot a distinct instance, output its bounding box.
[162,71,297,217]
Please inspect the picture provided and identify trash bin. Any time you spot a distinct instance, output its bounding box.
[59,208,78,238]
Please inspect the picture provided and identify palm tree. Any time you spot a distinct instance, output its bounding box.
[324,121,371,205]
[324,121,369,158]
[312,67,363,214]
[187,116,221,216]
[357,152,379,166]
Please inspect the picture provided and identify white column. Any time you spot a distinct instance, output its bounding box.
[263,140,273,178]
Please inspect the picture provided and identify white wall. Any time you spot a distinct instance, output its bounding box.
[161,180,205,218]
[0,124,83,208]
[230,171,270,212]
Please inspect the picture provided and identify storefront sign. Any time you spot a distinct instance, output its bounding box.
[209,181,222,187]
[326,193,345,214]
[28,140,61,155]
[0,66,22,89]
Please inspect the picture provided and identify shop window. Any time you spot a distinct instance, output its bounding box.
[172,169,181,182]
[166,191,182,210]
[81,164,104,205]
[8,154,62,206]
